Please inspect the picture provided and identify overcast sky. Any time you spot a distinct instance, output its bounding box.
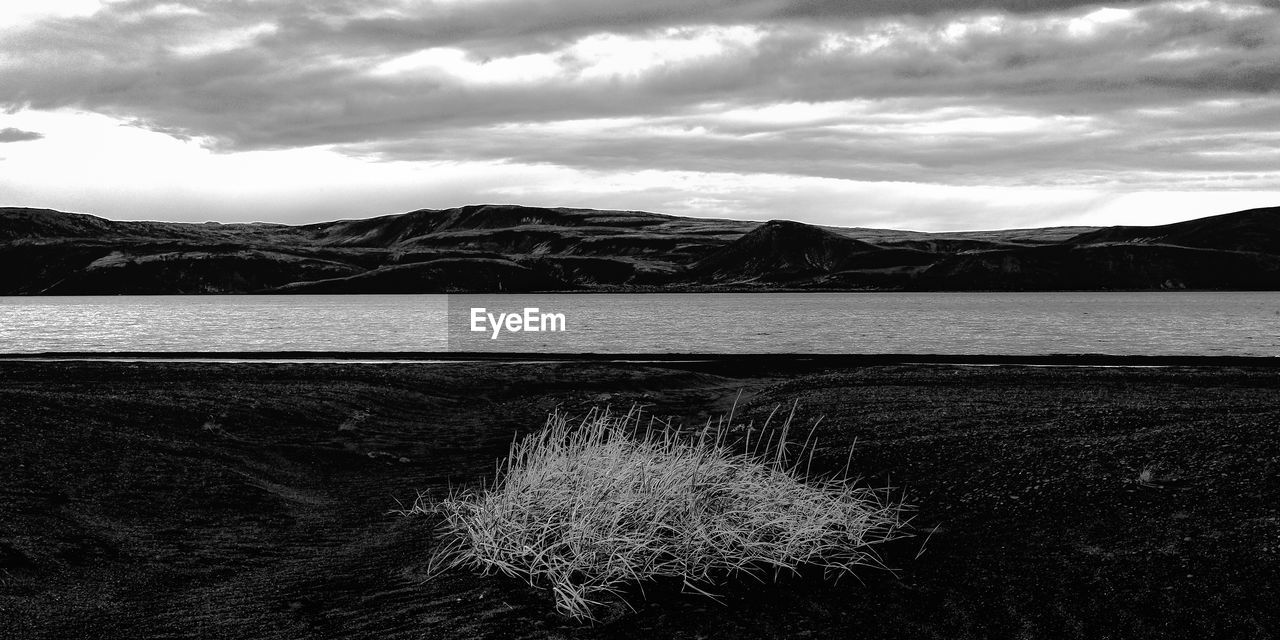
[1,0,1278,230]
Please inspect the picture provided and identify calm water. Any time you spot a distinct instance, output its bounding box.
[1,292,1278,355]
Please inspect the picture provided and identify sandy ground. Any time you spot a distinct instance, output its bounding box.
[1,360,1278,639]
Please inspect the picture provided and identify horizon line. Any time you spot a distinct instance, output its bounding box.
[5,201,1275,235]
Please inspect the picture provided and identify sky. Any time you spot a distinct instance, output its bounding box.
[1,0,1278,231]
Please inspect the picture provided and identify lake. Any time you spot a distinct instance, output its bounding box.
[1,292,1278,355]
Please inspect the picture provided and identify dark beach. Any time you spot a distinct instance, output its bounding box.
[2,359,1278,639]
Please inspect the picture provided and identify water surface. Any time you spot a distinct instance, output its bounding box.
[2,292,1278,355]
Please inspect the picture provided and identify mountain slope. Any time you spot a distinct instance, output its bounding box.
[1067,206,1280,255]
[271,258,567,294]
[915,244,1280,291]
[0,207,118,241]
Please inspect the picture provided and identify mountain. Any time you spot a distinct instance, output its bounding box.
[688,220,935,287]
[0,204,1277,293]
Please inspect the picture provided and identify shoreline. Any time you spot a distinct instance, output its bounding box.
[1,350,1278,367]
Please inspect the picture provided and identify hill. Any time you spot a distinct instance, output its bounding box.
[1065,206,1280,255]
[0,204,1277,293]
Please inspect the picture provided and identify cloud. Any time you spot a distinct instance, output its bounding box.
[341,95,1280,192]
[0,0,1278,226]
[0,127,42,142]
[4,2,1277,144]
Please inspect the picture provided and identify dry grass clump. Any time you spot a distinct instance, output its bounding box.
[404,405,908,620]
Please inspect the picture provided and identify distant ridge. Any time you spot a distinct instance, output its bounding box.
[1,204,1278,293]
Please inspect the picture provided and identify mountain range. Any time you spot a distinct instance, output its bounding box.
[1,204,1278,294]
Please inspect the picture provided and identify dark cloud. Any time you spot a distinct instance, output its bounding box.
[0,127,42,142]
[1,0,1278,195]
